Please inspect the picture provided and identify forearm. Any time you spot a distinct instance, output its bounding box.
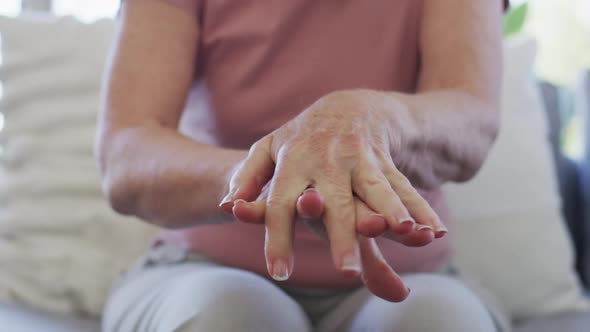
[98,125,247,228]
[379,90,499,189]
[378,0,503,189]
[96,0,234,228]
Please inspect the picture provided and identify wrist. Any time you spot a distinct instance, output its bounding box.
[373,91,420,170]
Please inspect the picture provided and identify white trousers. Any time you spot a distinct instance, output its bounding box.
[103,245,505,332]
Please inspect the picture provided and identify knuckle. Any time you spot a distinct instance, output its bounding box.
[339,132,364,148]
[320,163,342,181]
[249,140,262,153]
[335,136,364,163]
[282,141,307,159]
[354,170,391,197]
[361,173,385,190]
[329,186,352,201]
[274,142,306,167]
[385,169,412,190]
[325,187,352,206]
[250,137,270,154]
[327,197,355,219]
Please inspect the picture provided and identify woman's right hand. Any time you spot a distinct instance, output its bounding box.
[225,188,435,303]
[220,91,447,284]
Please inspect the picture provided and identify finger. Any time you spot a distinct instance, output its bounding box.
[383,163,447,238]
[382,225,435,247]
[352,161,415,235]
[356,195,433,246]
[233,187,325,224]
[219,138,275,213]
[355,197,388,238]
[264,158,308,281]
[318,175,361,276]
[359,237,409,302]
[297,188,327,239]
[296,188,325,220]
[232,199,266,224]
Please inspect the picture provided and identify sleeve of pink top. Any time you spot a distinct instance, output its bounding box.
[120,0,200,16]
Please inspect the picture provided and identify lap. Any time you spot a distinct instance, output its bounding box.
[103,260,311,332]
[318,274,501,332]
[103,245,507,332]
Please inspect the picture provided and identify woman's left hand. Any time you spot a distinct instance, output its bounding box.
[230,188,421,302]
[220,90,446,284]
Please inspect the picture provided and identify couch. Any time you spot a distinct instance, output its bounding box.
[1,77,589,332]
[0,15,589,332]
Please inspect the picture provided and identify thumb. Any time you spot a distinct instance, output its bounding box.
[220,138,274,213]
[359,237,410,302]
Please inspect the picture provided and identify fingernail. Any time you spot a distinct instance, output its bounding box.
[219,192,234,208]
[435,226,448,233]
[232,199,248,221]
[399,217,415,226]
[435,226,448,237]
[416,225,433,231]
[341,250,362,274]
[234,199,247,207]
[271,258,290,281]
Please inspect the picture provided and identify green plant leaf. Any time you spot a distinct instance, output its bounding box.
[504,3,529,37]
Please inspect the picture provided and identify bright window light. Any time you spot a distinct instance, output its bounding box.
[53,0,119,21]
[0,0,22,17]
[577,0,590,30]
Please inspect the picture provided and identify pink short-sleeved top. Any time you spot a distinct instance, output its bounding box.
[133,0,502,287]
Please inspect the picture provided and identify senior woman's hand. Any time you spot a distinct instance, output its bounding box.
[227,190,414,302]
[220,90,447,280]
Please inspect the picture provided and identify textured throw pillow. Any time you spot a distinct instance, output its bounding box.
[0,15,156,316]
[445,37,590,321]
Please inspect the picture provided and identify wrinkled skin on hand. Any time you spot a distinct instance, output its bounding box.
[220,91,447,302]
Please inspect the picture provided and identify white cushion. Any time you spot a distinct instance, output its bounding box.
[0,15,156,316]
[0,303,100,332]
[446,36,590,320]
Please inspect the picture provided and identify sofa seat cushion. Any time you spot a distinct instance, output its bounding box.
[0,303,100,332]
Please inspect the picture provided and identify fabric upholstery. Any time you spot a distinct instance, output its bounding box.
[539,81,587,284]
[578,71,590,286]
[445,37,589,320]
[0,15,156,316]
[0,303,101,332]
